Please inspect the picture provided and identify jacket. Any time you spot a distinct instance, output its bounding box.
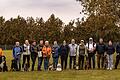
[42,46,52,57]
[0,48,3,57]
[52,44,60,58]
[22,44,31,55]
[59,45,69,57]
[106,45,115,55]
[96,43,106,54]
[13,46,22,59]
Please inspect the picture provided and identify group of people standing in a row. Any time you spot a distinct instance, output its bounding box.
[1,37,120,71]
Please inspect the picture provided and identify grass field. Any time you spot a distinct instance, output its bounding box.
[0,50,120,80]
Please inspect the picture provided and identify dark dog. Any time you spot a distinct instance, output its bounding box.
[24,63,29,71]
[84,56,89,70]
[0,56,8,72]
[10,59,18,71]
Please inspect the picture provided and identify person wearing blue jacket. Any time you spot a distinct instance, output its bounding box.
[106,40,115,70]
[115,42,120,69]
[12,42,22,71]
[52,41,60,70]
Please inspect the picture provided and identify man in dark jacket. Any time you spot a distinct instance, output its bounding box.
[37,40,44,71]
[115,42,120,69]
[96,38,106,69]
[59,40,69,70]
[30,40,38,71]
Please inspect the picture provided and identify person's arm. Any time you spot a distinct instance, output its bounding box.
[77,45,79,56]
[12,47,15,59]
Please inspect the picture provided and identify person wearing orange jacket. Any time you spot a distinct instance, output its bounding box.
[42,41,52,71]
[0,48,3,57]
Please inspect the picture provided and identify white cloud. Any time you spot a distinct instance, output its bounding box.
[0,0,83,24]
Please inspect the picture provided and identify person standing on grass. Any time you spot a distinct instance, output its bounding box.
[22,40,31,71]
[42,41,52,71]
[106,40,115,70]
[77,40,86,70]
[86,38,96,69]
[30,40,38,71]
[69,39,77,69]
[96,38,106,69]
[115,42,120,69]
[52,41,60,70]
[37,40,44,71]
[59,40,69,70]
[12,42,22,71]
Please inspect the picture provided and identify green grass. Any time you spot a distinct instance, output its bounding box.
[0,50,120,80]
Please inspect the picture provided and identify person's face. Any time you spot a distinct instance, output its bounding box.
[81,41,84,45]
[99,38,103,44]
[63,41,66,45]
[109,41,112,46]
[25,40,29,45]
[54,41,57,45]
[32,42,36,46]
[16,42,19,46]
[89,39,93,43]
[40,40,43,45]
[45,42,49,46]
[71,39,75,44]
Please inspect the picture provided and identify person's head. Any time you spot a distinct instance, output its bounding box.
[54,41,58,45]
[89,37,93,43]
[25,40,29,45]
[63,40,66,46]
[80,40,84,45]
[71,39,75,44]
[39,40,44,45]
[108,40,112,46]
[45,41,49,46]
[15,42,20,46]
[32,40,36,46]
[99,38,103,44]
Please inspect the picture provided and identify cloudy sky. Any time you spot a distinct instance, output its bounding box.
[0,0,83,24]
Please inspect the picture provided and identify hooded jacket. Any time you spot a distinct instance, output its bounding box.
[52,44,60,58]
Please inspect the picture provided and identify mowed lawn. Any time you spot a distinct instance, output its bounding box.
[0,50,120,80]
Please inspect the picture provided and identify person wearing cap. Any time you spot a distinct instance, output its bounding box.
[37,40,44,71]
[115,42,120,69]
[96,38,106,69]
[77,40,86,70]
[52,41,60,70]
[22,40,31,71]
[12,42,22,71]
[59,40,69,70]
[42,41,52,71]
[106,40,115,70]
[86,38,96,69]
[30,40,38,71]
[69,39,77,69]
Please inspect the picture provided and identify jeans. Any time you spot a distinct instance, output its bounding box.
[61,55,68,70]
[107,54,113,69]
[69,56,76,69]
[88,53,95,69]
[31,53,37,71]
[44,57,49,71]
[38,57,43,70]
[16,54,21,71]
[22,55,30,68]
[53,57,58,69]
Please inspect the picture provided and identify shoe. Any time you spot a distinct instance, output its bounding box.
[107,68,109,70]
[110,68,112,70]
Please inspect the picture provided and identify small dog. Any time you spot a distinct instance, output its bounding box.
[24,63,29,71]
[85,56,89,70]
[104,55,108,69]
[48,64,53,71]
[56,63,62,71]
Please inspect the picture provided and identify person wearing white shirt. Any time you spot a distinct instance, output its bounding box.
[69,39,77,69]
[86,38,96,69]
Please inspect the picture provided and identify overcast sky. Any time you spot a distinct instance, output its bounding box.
[0,0,83,24]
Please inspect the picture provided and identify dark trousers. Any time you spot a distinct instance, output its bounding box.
[22,55,30,68]
[44,57,49,71]
[53,57,58,69]
[69,56,76,69]
[61,56,68,70]
[78,55,84,69]
[31,53,37,71]
[97,54,104,69]
[115,55,120,69]
[88,53,95,69]
[38,57,43,70]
